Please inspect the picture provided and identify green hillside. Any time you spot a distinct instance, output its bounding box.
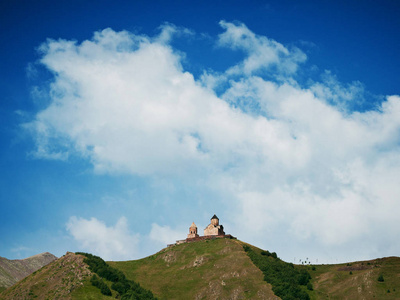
[109,238,278,299]
[0,252,93,300]
[109,238,400,300]
[309,256,400,299]
[1,238,399,300]
[0,252,155,300]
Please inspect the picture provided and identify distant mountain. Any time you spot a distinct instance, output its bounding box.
[0,252,93,299]
[1,239,400,299]
[0,252,57,290]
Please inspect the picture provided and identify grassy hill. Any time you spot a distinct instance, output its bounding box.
[0,252,94,300]
[0,251,156,300]
[0,252,57,290]
[109,238,400,300]
[1,238,399,299]
[309,256,400,299]
[109,238,278,299]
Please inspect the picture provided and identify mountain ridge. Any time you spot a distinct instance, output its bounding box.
[0,252,57,290]
[1,239,400,299]
[0,252,92,299]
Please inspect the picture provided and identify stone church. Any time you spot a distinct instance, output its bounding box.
[203,214,225,236]
[186,214,225,239]
[168,214,234,246]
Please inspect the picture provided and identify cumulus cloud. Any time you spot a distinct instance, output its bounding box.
[155,22,194,44]
[149,223,187,245]
[218,20,306,77]
[66,216,139,260]
[66,217,187,260]
[310,70,367,112]
[29,21,400,262]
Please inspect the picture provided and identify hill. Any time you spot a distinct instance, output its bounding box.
[309,256,400,299]
[109,238,278,299]
[1,238,399,299]
[0,251,157,300]
[0,252,94,299]
[0,252,57,291]
[109,238,400,300]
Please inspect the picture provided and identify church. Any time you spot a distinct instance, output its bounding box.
[170,214,235,246]
[203,214,225,236]
[186,214,232,241]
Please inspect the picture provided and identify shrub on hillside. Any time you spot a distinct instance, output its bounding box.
[243,245,311,300]
[261,250,271,256]
[90,274,112,296]
[122,289,156,300]
[77,252,157,299]
[112,281,131,295]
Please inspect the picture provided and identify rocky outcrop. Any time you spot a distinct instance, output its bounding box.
[0,252,57,288]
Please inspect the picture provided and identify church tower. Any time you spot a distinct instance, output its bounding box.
[211,214,219,226]
[187,222,199,239]
[204,214,225,236]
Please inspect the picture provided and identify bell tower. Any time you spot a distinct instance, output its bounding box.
[187,222,199,239]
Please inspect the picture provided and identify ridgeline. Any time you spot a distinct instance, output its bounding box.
[1,238,400,299]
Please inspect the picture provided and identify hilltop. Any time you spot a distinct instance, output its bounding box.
[109,239,400,299]
[1,239,400,299]
[109,238,277,299]
[0,252,57,292]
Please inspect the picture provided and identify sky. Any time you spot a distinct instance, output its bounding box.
[0,0,399,264]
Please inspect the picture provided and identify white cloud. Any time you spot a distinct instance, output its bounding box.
[66,216,139,261]
[66,217,188,261]
[310,70,366,111]
[149,223,187,245]
[30,22,400,263]
[155,23,194,44]
[218,21,306,77]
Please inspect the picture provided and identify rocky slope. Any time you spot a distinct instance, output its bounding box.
[0,252,92,299]
[0,252,57,289]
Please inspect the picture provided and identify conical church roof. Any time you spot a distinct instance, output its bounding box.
[211,214,219,220]
[190,222,197,228]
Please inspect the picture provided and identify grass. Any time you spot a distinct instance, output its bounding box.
[0,252,94,300]
[242,243,311,300]
[71,278,116,300]
[76,252,156,299]
[2,240,400,299]
[109,238,276,299]
[309,257,400,299]
[110,239,400,300]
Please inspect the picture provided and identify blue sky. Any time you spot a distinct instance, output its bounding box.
[1,0,399,263]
